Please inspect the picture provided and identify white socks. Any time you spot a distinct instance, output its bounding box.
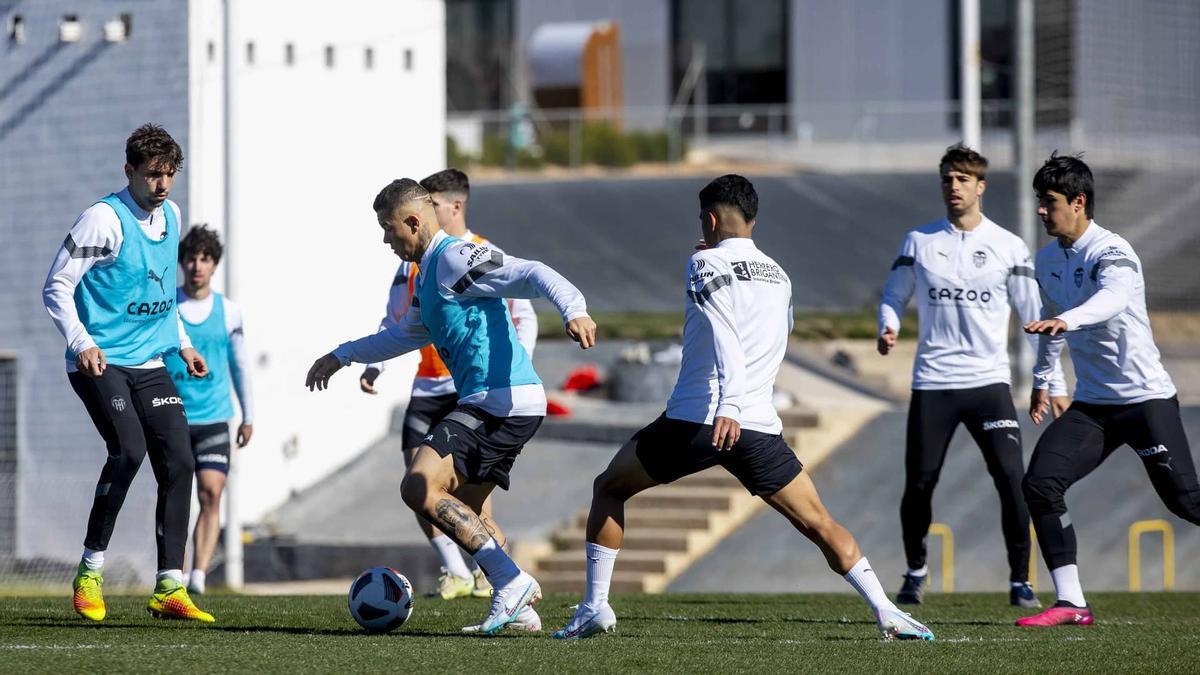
[844,557,896,613]
[583,542,619,610]
[431,535,472,579]
[1050,564,1086,607]
[189,569,207,594]
[156,569,185,585]
[471,538,520,589]
[81,548,105,571]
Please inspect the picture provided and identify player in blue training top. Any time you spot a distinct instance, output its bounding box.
[305,178,596,636]
[42,124,214,623]
[167,226,255,595]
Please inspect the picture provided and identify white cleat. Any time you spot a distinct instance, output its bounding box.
[466,572,541,636]
[875,607,935,641]
[552,602,617,640]
[462,604,542,634]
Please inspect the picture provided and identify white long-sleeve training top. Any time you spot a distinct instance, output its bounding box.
[666,238,790,435]
[42,187,192,371]
[1033,221,1175,405]
[365,230,539,397]
[177,291,255,423]
[332,230,588,417]
[878,217,1066,395]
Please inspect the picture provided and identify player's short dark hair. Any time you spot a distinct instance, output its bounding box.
[179,224,223,264]
[420,168,470,197]
[126,123,184,171]
[373,178,430,215]
[939,142,987,179]
[1033,151,1095,218]
[699,174,758,222]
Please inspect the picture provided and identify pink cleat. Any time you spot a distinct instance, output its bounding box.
[1015,602,1094,627]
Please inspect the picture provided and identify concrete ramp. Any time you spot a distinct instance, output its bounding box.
[670,407,1200,593]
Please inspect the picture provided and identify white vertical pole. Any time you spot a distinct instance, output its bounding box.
[221,0,243,591]
[1013,0,1036,391]
[960,0,981,149]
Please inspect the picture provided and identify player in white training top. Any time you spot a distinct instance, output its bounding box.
[359,169,539,611]
[877,144,1068,607]
[1017,153,1200,627]
[555,175,933,641]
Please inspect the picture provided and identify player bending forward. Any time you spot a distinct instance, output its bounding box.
[306,178,596,635]
[1018,154,1200,626]
[554,175,934,641]
[359,169,537,604]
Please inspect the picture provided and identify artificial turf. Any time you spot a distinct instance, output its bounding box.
[2,591,1197,673]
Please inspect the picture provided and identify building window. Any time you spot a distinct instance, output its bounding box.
[246,41,255,64]
[671,0,789,131]
[445,0,513,111]
[404,48,413,71]
[325,45,335,68]
[364,47,374,69]
[285,42,295,65]
[8,14,24,44]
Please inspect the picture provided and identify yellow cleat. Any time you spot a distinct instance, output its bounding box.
[426,568,474,600]
[471,567,493,598]
[73,563,106,621]
[147,579,215,623]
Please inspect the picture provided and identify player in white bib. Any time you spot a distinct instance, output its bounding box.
[1017,153,1200,626]
[878,144,1067,607]
[555,175,933,641]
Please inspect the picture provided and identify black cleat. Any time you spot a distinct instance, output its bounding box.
[896,573,927,605]
[1010,582,1042,608]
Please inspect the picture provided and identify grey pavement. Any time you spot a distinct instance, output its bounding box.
[471,171,1200,313]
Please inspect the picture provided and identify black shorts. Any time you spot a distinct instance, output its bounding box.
[190,422,231,474]
[633,414,803,496]
[402,393,460,451]
[423,405,543,490]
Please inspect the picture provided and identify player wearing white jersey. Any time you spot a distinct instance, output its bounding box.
[1018,154,1200,627]
[305,178,595,635]
[555,175,933,641]
[358,169,539,611]
[878,145,1068,607]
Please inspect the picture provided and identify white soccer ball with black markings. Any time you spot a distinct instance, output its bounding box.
[347,567,414,633]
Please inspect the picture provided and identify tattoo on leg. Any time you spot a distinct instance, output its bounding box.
[434,499,492,551]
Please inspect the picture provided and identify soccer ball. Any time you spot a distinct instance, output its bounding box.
[347,567,414,633]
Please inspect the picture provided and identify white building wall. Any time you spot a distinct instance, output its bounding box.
[188,0,446,521]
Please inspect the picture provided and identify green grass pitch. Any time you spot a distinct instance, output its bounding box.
[2,592,1197,672]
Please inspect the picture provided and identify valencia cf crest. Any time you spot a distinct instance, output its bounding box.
[972,250,987,268]
[1074,268,1084,287]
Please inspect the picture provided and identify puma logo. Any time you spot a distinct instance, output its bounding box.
[442,427,457,443]
[147,266,167,293]
[1050,272,1061,280]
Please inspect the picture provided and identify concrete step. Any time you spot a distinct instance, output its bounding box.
[628,486,734,510]
[551,527,692,552]
[536,550,670,574]
[538,570,651,594]
[574,508,714,530]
